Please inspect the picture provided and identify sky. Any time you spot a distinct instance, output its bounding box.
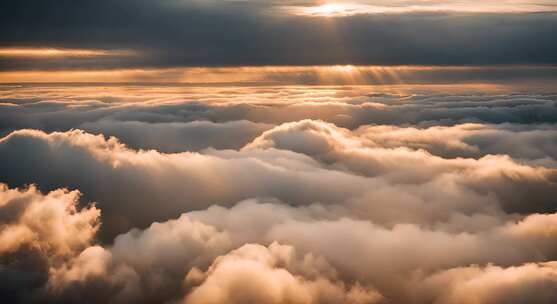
[1,1,557,304]
[1,0,557,83]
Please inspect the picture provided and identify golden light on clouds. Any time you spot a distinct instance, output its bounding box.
[0,69,166,83]
[289,1,557,17]
[2,0,557,302]
[0,48,135,58]
[0,65,555,91]
[0,65,414,84]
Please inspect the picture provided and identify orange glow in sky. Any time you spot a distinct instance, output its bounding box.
[0,48,134,58]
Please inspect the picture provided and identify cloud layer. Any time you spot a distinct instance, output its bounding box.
[1,84,556,303]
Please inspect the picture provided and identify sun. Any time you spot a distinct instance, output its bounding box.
[309,3,347,16]
[302,3,356,17]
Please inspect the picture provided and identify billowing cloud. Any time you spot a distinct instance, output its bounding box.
[1,83,557,303]
[415,262,557,304]
[1,119,556,237]
[182,243,384,304]
[0,184,99,259]
[2,183,557,303]
[80,119,273,153]
[0,184,99,303]
[47,214,231,303]
[354,123,557,163]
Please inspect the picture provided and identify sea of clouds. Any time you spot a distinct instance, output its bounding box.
[1,84,557,303]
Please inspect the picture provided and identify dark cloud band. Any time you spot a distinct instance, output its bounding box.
[1,0,556,68]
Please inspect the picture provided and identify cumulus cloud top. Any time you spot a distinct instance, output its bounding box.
[3,186,557,303]
[416,262,557,304]
[183,242,384,304]
[0,184,99,259]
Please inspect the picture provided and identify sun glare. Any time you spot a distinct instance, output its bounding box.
[301,3,358,17]
[310,3,346,16]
